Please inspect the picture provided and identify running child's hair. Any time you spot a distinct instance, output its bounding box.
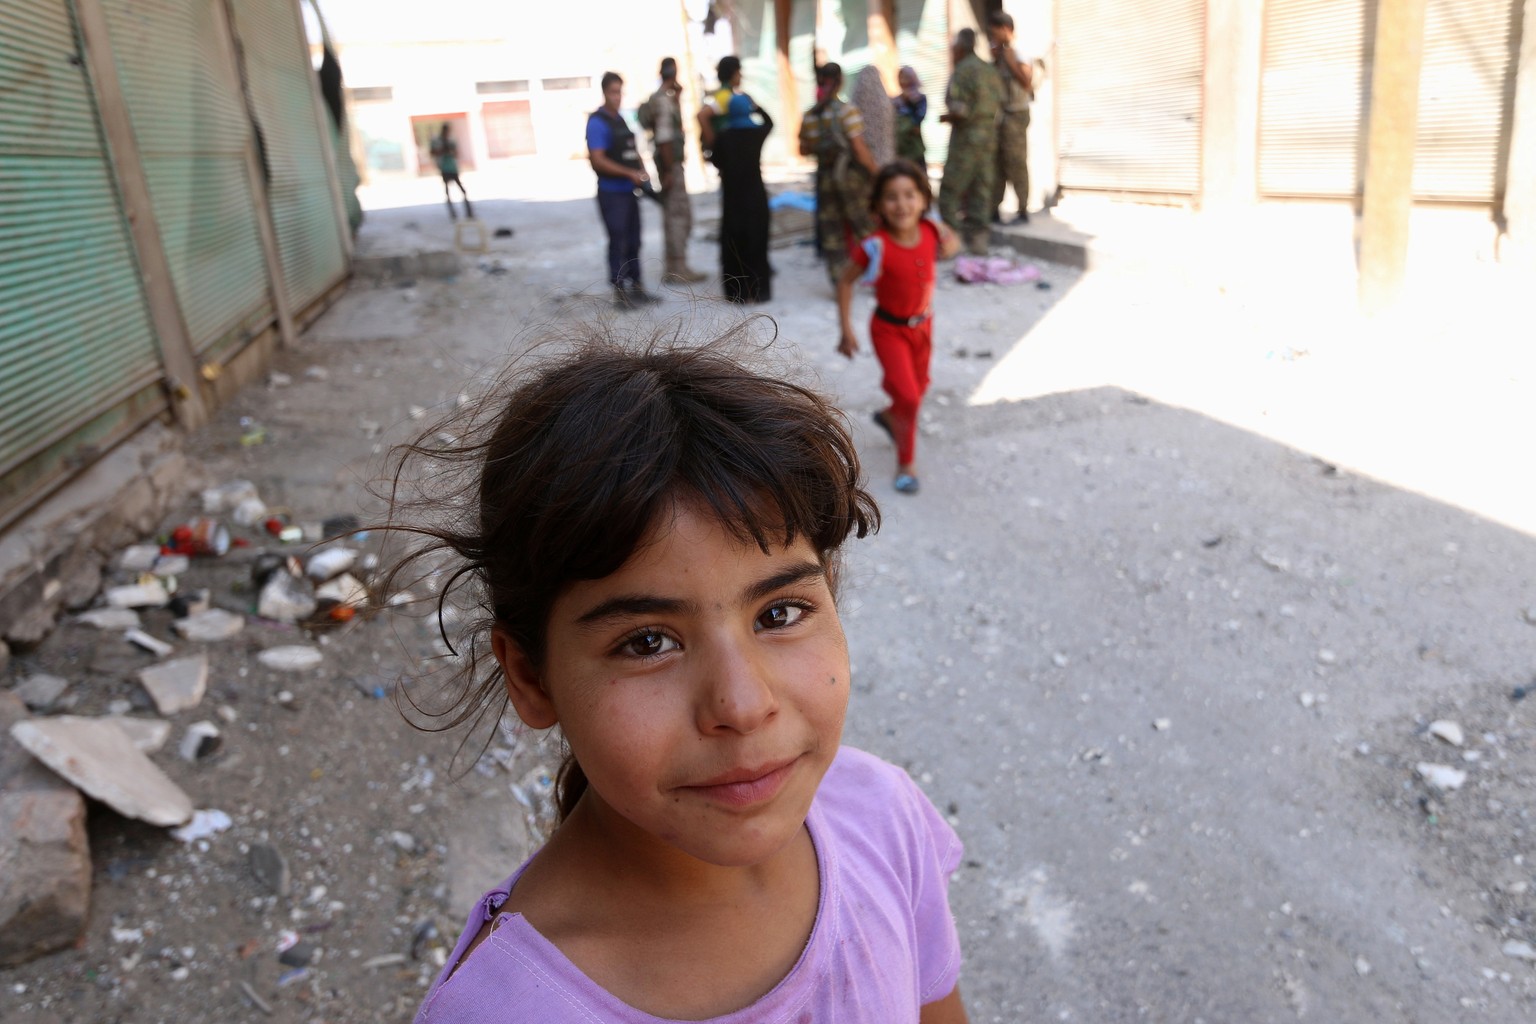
[868,158,934,216]
[377,325,880,818]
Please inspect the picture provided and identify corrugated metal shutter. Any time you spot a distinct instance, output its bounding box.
[1056,0,1205,195]
[98,0,272,357]
[895,0,950,165]
[738,0,815,166]
[229,0,348,311]
[1414,0,1516,202]
[1258,0,1370,198]
[0,0,166,515]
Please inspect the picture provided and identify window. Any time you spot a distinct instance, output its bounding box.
[540,76,591,91]
[477,80,529,94]
[346,86,393,103]
[483,101,536,157]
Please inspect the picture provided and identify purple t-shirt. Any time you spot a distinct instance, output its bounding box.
[415,746,964,1023]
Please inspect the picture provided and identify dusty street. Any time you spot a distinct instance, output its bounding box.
[2,164,1533,1023]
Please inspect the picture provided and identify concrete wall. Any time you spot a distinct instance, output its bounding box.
[1500,0,1536,266]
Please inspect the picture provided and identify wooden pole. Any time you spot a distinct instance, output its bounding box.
[868,0,898,92]
[1357,0,1427,315]
[776,0,801,154]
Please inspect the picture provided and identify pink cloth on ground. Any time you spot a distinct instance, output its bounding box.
[415,746,964,1024]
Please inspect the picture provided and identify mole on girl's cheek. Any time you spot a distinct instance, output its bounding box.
[829,676,837,686]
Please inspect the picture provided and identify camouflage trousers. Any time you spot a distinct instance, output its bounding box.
[992,110,1030,218]
[816,159,874,283]
[661,177,693,273]
[938,130,997,252]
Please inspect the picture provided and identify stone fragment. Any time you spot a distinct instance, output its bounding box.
[1522,606,1536,626]
[9,716,192,826]
[305,547,358,582]
[105,582,169,609]
[1427,720,1465,748]
[258,646,323,672]
[315,573,367,608]
[1502,939,1536,962]
[76,607,141,630]
[117,545,162,572]
[136,654,209,715]
[1415,763,1468,791]
[250,842,290,896]
[108,716,171,753]
[171,609,245,642]
[257,573,317,623]
[13,675,69,711]
[152,555,190,577]
[124,628,173,658]
[231,496,267,527]
[0,692,91,966]
[1152,718,1171,732]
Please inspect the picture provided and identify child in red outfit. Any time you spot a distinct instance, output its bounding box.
[836,160,960,494]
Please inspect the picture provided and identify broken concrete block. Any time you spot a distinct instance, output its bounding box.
[13,674,69,711]
[171,609,244,642]
[257,646,323,672]
[257,573,317,623]
[305,547,358,582]
[136,654,208,715]
[315,573,367,608]
[105,581,168,609]
[117,544,162,573]
[75,607,141,630]
[0,692,90,967]
[200,480,259,515]
[9,715,192,827]
[108,716,171,754]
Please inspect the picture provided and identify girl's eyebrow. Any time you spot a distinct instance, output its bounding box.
[572,560,827,630]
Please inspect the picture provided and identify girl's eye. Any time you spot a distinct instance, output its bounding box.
[756,603,808,631]
[620,630,677,657]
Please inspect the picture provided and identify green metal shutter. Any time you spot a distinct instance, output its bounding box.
[229,0,347,311]
[1056,0,1206,196]
[1414,0,1517,203]
[896,0,950,166]
[98,0,271,356]
[1258,0,1370,199]
[0,0,166,518]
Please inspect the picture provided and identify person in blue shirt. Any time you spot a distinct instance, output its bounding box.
[586,72,660,308]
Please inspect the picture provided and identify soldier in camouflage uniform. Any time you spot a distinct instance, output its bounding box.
[642,58,706,283]
[937,29,1003,255]
[988,12,1033,224]
[799,62,881,287]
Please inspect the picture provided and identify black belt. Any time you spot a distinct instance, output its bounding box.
[874,306,932,328]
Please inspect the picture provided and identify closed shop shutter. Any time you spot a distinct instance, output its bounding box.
[0,0,166,519]
[895,0,950,165]
[1414,0,1517,202]
[1258,0,1370,198]
[1055,0,1205,195]
[484,100,536,158]
[98,0,272,357]
[738,0,816,166]
[229,0,348,312]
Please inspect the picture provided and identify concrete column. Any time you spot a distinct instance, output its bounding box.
[1499,0,1536,267]
[776,0,802,150]
[1200,0,1264,211]
[868,0,899,91]
[1357,0,1427,314]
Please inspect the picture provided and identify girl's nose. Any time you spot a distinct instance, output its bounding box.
[695,641,779,735]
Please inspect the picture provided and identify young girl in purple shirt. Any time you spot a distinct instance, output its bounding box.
[383,334,969,1023]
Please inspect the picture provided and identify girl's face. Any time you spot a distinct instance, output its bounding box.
[878,174,927,232]
[500,500,850,868]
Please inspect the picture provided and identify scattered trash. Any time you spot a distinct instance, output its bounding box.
[257,572,318,623]
[1513,686,1529,702]
[257,646,323,672]
[118,544,162,572]
[954,255,1041,285]
[1035,279,1052,290]
[767,191,816,213]
[350,675,389,700]
[250,553,300,588]
[231,496,268,527]
[304,365,329,381]
[1152,718,1171,732]
[170,808,232,843]
[268,372,293,388]
[410,920,440,960]
[278,938,317,968]
[492,226,514,238]
[124,628,174,658]
[177,721,222,762]
[1354,956,1372,977]
[1503,939,1536,962]
[306,547,359,582]
[316,574,367,610]
[1316,649,1337,665]
[238,979,274,1015]
[390,830,417,854]
[276,967,309,987]
[1415,763,1467,791]
[1427,720,1465,747]
[238,417,267,446]
[201,481,259,515]
[167,589,211,618]
[321,514,360,540]
[361,952,406,970]
[249,842,291,896]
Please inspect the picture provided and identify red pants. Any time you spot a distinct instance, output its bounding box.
[869,316,933,466]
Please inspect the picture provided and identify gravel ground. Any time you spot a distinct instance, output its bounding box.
[2,170,1532,1022]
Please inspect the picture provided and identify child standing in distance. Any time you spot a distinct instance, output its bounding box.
[837,161,960,495]
[385,336,970,1023]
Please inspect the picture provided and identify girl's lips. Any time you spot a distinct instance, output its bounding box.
[685,757,799,808]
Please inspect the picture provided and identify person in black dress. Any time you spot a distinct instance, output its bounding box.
[710,93,774,303]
